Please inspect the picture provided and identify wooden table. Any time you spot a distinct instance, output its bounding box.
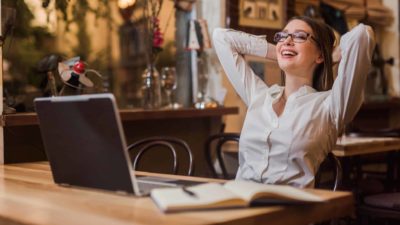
[333,136,400,157]
[333,136,400,191]
[0,162,354,225]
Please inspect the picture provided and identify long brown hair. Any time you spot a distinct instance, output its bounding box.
[283,16,336,91]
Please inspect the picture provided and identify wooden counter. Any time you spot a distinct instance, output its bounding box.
[1,107,238,177]
[0,162,354,225]
[1,107,238,127]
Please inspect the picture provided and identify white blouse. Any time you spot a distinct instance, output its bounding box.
[213,24,375,188]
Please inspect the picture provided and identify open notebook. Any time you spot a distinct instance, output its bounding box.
[151,180,326,212]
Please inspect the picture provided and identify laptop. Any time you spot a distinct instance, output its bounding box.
[34,93,199,196]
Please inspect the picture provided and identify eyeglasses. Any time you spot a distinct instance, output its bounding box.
[273,31,317,44]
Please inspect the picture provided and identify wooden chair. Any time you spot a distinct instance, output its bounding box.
[312,152,344,225]
[205,133,240,179]
[127,136,194,176]
[358,192,400,225]
[315,152,343,191]
[356,148,400,225]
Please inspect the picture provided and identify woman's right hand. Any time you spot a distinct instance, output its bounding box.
[266,43,277,61]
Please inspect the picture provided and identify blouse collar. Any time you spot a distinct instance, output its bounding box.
[269,84,317,100]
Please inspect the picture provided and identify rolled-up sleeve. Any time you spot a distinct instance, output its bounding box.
[325,24,376,132]
[213,28,270,105]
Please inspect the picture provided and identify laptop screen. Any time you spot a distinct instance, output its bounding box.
[35,94,137,194]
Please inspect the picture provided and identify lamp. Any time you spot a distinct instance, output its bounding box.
[173,0,196,12]
[118,0,136,23]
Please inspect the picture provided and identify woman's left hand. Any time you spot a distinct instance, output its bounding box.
[332,45,341,65]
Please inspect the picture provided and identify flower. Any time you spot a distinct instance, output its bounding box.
[152,17,164,51]
[143,0,164,65]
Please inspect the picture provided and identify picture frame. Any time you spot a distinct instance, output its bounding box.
[239,0,285,29]
[225,0,293,43]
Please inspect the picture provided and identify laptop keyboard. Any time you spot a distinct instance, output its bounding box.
[137,180,175,191]
[136,176,205,194]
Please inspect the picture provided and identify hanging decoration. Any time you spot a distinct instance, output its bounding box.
[58,57,103,96]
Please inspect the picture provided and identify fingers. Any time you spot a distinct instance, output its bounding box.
[332,46,342,65]
[365,25,374,37]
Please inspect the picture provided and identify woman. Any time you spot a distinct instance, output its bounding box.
[212,16,375,188]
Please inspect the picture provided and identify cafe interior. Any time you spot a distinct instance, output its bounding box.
[0,0,399,224]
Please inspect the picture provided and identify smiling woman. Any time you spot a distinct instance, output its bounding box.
[213,16,375,188]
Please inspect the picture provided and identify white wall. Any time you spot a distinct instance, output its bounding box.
[382,0,400,97]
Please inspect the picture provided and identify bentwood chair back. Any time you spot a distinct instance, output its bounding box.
[205,133,240,179]
[127,136,194,176]
[315,152,343,191]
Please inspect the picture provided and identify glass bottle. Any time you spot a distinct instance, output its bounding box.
[194,54,209,109]
[141,64,162,109]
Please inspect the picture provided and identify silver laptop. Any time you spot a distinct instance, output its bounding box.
[34,93,194,196]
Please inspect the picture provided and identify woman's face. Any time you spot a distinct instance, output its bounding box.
[276,19,323,77]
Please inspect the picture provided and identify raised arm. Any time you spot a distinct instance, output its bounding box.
[213,28,276,105]
[325,24,376,133]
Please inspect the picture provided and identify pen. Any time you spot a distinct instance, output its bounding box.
[182,186,197,198]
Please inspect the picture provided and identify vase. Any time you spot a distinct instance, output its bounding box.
[141,64,162,109]
[194,54,209,109]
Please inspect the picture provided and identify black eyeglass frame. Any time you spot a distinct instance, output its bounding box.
[273,31,318,44]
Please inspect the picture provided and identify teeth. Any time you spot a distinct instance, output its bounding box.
[282,50,297,56]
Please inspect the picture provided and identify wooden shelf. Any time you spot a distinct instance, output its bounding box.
[1,107,239,127]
